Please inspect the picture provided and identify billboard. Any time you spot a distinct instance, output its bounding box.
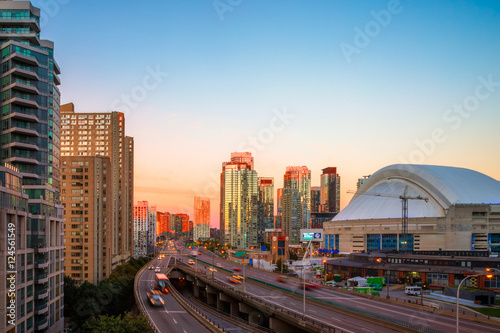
[300,229,324,242]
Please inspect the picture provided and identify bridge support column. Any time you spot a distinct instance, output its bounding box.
[269,317,300,332]
[230,301,239,317]
[193,283,200,298]
[206,285,218,306]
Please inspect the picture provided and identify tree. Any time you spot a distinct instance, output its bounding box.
[289,251,298,260]
[274,258,289,273]
[82,312,152,333]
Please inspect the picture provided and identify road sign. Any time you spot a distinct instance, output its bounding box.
[235,251,247,257]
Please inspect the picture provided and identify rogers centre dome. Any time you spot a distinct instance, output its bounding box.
[324,164,500,253]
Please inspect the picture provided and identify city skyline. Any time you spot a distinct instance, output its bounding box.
[35,0,500,227]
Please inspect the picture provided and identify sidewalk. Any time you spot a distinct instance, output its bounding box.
[426,292,488,308]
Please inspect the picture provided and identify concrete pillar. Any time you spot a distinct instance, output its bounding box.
[269,317,300,332]
[206,285,218,306]
[217,294,224,312]
[230,301,239,317]
[193,283,200,298]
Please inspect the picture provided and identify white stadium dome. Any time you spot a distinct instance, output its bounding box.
[334,164,500,221]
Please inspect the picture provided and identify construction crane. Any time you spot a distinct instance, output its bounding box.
[347,185,429,251]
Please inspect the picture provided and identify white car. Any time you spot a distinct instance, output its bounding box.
[155,267,161,272]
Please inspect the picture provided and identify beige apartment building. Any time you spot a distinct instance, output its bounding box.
[62,156,112,284]
[60,103,134,275]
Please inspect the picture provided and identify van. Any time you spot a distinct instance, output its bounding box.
[405,286,422,296]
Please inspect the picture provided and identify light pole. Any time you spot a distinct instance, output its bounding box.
[456,274,479,333]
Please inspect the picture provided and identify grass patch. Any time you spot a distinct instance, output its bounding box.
[468,307,500,318]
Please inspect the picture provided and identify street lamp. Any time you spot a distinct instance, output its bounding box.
[455,270,497,333]
[456,274,478,333]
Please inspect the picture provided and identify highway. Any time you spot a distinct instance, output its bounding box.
[138,255,211,333]
[178,243,500,333]
[176,244,400,333]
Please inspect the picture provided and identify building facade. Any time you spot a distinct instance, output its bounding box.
[320,167,340,213]
[310,186,321,213]
[258,177,274,244]
[220,152,259,249]
[0,2,64,331]
[147,206,157,255]
[156,211,170,236]
[194,196,210,242]
[60,103,133,269]
[275,188,283,229]
[282,166,311,244]
[324,164,500,253]
[133,201,148,257]
[62,156,111,285]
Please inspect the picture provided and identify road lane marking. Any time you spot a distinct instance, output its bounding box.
[245,291,356,333]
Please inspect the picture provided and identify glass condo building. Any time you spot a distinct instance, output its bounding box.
[0,1,64,332]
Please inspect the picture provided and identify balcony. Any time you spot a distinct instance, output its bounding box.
[8,51,40,66]
[35,316,48,330]
[35,273,48,284]
[35,259,49,269]
[35,288,49,299]
[8,67,40,81]
[9,96,41,109]
[34,303,48,315]
[9,81,41,95]
[2,110,39,122]
[2,140,40,151]
[5,156,40,165]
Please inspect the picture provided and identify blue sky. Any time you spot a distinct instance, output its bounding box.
[32,0,500,225]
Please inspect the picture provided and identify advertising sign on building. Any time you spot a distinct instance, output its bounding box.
[300,229,324,242]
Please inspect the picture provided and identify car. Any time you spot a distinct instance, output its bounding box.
[147,291,164,307]
[155,267,161,272]
[233,274,244,280]
[208,267,217,272]
[277,276,288,283]
[188,260,195,265]
[326,281,337,287]
[300,283,320,290]
[216,263,223,267]
[233,267,242,271]
[148,265,154,270]
[198,252,202,255]
[228,278,241,284]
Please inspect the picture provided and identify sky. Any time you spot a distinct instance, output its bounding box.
[33,0,500,227]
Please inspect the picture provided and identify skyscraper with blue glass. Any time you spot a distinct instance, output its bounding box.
[0,1,64,332]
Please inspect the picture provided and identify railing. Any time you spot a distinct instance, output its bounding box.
[177,264,337,333]
[166,271,226,333]
[133,259,161,333]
